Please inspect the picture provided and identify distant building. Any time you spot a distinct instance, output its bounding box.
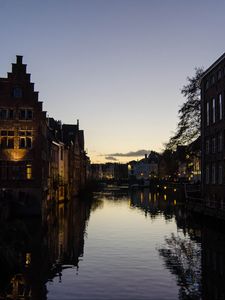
[201,52,225,210]
[90,163,128,181]
[128,152,159,180]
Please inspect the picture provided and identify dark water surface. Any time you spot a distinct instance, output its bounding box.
[1,187,225,299]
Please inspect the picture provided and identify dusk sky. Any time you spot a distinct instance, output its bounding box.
[1,0,225,163]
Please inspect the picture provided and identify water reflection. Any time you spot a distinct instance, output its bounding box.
[130,188,178,221]
[1,187,225,299]
[0,195,97,299]
[158,233,201,300]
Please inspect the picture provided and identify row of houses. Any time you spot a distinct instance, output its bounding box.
[0,56,89,220]
[90,146,201,183]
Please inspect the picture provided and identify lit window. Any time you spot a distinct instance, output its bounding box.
[219,94,222,120]
[0,131,15,149]
[26,164,32,179]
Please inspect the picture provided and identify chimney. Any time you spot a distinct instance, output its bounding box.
[16,55,23,64]
[77,119,79,129]
[145,154,147,160]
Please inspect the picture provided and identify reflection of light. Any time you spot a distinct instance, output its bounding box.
[25,253,31,266]
[174,188,176,192]
[154,194,156,202]
[164,194,167,201]
[164,186,167,190]
[157,185,159,188]
[148,193,151,202]
[174,200,177,205]
[141,192,144,202]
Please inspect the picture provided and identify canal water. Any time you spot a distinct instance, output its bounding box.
[1,186,225,299]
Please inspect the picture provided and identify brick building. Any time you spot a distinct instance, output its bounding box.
[0,56,89,218]
[0,56,48,214]
[201,52,225,210]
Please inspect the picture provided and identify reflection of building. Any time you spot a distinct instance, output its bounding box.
[202,225,225,300]
[201,53,225,209]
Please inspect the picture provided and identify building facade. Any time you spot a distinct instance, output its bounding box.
[201,52,225,210]
[0,56,48,214]
[0,56,89,218]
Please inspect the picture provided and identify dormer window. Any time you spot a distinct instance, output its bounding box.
[13,87,22,98]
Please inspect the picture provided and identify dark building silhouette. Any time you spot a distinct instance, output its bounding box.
[201,52,225,211]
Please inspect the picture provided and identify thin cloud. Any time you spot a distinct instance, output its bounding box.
[105,156,118,161]
[107,150,151,157]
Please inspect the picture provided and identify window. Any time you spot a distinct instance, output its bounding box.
[218,70,222,80]
[26,164,32,179]
[12,87,22,98]
[0,130,14,149]
[211,75,215,85]
[218,133,223,152]
[8,109,14,119]
[206,102,209,126]
[206,165,210,184]
[27,110,33,120]
[218,163,223,184]
[212,98,216,123]
[219,94,222,120]
[0,109,7,120]
[19,109,26,120]
[0,109,14,120]
[205,80,209,90]
[206,139,210,154]
[19,137,32,149]
[212,163,216,184]
[19,109,33,120]
[212,137,216,153]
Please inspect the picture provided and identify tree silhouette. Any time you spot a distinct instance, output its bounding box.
[166,68,204,150]
[158,233,201,300]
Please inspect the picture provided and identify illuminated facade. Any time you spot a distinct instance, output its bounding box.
[0,56,48,213]
[0,56,89,218]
